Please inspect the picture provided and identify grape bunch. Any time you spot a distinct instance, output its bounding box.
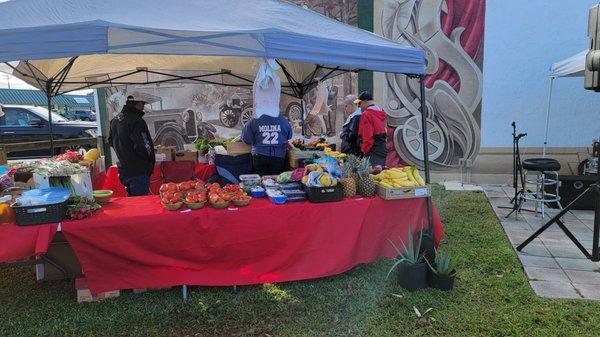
[66,207,93,220]
[66,196,100,221]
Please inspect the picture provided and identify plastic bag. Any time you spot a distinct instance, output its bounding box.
[315,156,342,179]
[276,171,293,184]
[253,59,281,118]
[308,82,328,116]
[0,168,14,192]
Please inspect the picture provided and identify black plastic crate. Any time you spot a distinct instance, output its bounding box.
[13,201,68,226]
[304,185,343,203]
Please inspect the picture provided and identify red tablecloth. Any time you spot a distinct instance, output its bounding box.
[61,196,443,293]
[0,223,57,263]
[102,163,216,197]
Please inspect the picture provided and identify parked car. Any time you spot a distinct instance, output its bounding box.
[66,109,96,121]
[0,105,97,157]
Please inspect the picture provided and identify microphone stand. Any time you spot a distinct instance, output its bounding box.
[500,122,530,217]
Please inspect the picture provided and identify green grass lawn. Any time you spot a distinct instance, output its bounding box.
[2,188,600,337]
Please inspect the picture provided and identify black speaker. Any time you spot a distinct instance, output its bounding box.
[546,175,598,210]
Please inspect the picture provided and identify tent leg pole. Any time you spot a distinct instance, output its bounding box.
[46,84,55,156]
[300,99,306,137]
[542,76,555,158]
[419,77,434,232]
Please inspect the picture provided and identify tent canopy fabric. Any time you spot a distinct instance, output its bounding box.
[549,50,586,78]
[543,49,587,156]
[0,0,425,96]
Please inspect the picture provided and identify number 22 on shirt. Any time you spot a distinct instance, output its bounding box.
[261,132,279,145]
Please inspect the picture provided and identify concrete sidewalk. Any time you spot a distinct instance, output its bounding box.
[484,185,600,300]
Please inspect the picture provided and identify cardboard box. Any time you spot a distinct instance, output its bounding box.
[227,142,251,156]
[155,146,176,162]
[174,150,198,162]
[34,172,93,199]
[75,278,120,303]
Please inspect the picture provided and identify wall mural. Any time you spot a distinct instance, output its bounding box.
[104,0,484,171]
[104,1,358,150]
[376,0,485,169]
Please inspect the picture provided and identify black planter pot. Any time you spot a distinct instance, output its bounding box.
[428,270,456,291]
[396,262,428,291]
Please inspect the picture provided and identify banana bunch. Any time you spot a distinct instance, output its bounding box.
[323,147,346,158]
[371,166,426,188]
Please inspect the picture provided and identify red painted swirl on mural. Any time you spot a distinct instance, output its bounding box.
[424,0,485,91]
[386,0,485,168]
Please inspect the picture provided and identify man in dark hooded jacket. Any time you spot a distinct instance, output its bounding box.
[355,91,388,167]
[108,95,155,196]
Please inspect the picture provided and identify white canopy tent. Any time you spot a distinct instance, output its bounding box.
[549,50,586,78]
[543,50,587,155]
[0,0,424,95]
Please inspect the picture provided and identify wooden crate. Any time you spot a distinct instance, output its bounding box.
[227,142,251,156]
[288,149,323,168]
[377,183,430,200]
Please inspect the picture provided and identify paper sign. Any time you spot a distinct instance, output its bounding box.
[414,188,428,197]
[228,207,238,211]
[180,209,191,213]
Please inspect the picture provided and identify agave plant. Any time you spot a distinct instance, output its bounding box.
[386,228,424,279]
[426,249,456,277]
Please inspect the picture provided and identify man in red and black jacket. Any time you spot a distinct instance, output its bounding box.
[354,91,388,166]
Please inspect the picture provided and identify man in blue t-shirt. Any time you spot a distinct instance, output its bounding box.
[241,115,293,176]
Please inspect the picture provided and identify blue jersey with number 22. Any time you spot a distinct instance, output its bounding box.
[241,115,292,158]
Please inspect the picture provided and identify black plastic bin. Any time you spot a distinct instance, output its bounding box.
[304,185,343,203]
[13,201,68,226]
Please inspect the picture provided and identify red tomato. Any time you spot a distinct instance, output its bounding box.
[209,194,220,204]
[159,184,169,193]
[161,197,170,204]
[178,182,192,191]
[166,183,178,192]
[195,181,206,190]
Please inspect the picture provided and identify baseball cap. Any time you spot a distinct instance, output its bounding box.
[353,91,373,104]
[126,93,148,104]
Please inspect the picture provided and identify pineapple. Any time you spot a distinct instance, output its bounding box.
[356,157,377,197]
[346,154,360,188]
[340,160,357,198]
